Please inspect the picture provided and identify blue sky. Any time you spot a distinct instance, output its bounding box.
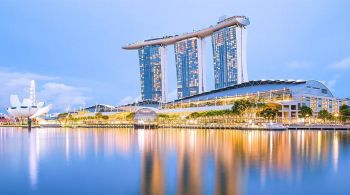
[0,0,349,112]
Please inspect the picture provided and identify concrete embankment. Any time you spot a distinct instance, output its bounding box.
[288,125,350,130]
[1,124,350,131]
[158,124,286,131]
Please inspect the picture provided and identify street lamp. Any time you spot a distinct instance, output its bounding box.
[334,113,339,124]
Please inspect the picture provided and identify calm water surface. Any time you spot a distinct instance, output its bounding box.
[1,127,350,195]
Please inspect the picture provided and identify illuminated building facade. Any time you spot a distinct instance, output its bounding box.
[138,45,167,102]
[174,38,205,98]
[123,16,250,102]
[212,21,248,89]
[162,80,350,123]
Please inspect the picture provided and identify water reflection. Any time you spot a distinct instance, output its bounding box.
[0,128,350,194]
[29,131,38,189]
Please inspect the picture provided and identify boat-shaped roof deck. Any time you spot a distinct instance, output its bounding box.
[122,16,250,50]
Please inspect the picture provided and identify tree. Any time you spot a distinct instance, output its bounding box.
[259,108,279,121]
[126,112,135,121]
[95,112,103,119]
[318,109,332,123]
[299,106,313,118]
[187,112,201,119]
[256,102,267,110]
[158,114,170,119]
[339,105,350,122]
[231,99,253,116]
[58,112,69,120]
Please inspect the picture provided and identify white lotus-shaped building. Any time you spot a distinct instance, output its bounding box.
[7,80,51,119]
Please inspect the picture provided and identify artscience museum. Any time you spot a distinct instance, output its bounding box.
[7,80,51,120]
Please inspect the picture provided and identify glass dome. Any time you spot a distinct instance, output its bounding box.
[134,108,157,123]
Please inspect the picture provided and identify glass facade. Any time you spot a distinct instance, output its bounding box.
[174,38,200,99]
[138,45,163,101]
[302,96,345,114]
[212,26,238,89]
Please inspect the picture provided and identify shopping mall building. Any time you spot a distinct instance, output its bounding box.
[160,80,350,123]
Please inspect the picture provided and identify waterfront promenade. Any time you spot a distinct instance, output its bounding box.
[1,123,350,131]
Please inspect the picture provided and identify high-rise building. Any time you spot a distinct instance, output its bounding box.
[138,45,167,102]
[123,16,249,101]
[174,38,205,99]
[212,21,248,89]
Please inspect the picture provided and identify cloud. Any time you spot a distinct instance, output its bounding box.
[286,61,312,69]
[37,82,91,111]
[321,75,340,94]
[0,70,90,112]
[329,57,350,70]
[0,70,57,89]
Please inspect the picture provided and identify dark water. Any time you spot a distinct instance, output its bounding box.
[1,128,350,195]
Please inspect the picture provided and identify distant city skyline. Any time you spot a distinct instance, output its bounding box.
[0,0,349,112]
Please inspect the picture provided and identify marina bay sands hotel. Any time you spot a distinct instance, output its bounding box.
[123,16,250,102]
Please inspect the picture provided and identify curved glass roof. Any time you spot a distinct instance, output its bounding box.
[171,80,334,103]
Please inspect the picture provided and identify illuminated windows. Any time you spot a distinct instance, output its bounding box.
[138,45,163,101]
[212,26,238,89]
[174,38,200,98]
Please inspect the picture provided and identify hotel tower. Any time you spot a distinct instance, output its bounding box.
[123,16,249,102]
[138,45,167,102]
[174,38,206,99]
[212,22,248,89]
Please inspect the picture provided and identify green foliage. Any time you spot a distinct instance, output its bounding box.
[202,110,232,117]
[340,105,350,121]
[58,112,68,119]
[185,100,278,120]
[318,109,332,123]
[126,112,135,120]
[187,112,201,119]
[256,102,267,109]
[158,114,170,119]
[259,108,279,120]
[95,112,103,118]
[101,115,109,120]
[231,100,268,117]
[299,106,313,118]
[187,110,233,119]
[231,99,253,115]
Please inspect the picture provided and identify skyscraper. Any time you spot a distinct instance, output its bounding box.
[174,38,205,99]
[138,45,167,102]
[124,16,249,101]
[212,19,248,89]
